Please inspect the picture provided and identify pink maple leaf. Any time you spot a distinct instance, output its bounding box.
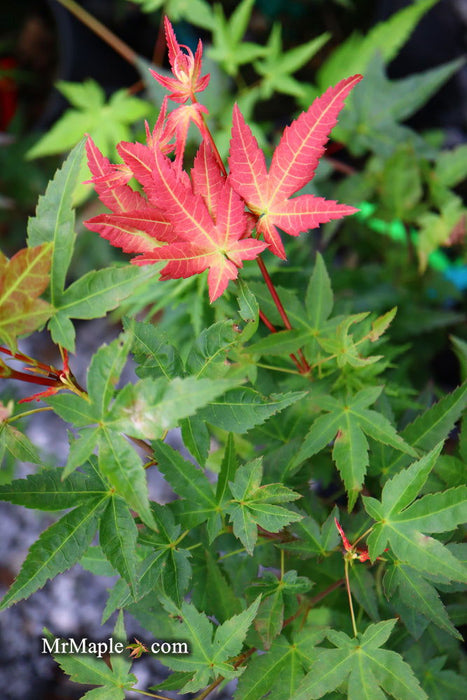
[145,96,175,155]
[165,102,209,170]
[228,75,362,258]
[84,137,173,254]
[150,16,210,104]
[116,140,267,301]
[85,136,144,213]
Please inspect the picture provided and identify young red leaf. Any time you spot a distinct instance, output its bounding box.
[117,141,267,301]
[228,75,362,258]
[85,136,173,254]
[84,208,173,255]
[192,141,225,220]
[145,96,174,155]
[165,102,209,170]
[149,16,210,104]
[85,136,144,213]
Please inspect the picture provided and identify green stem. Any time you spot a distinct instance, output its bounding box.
[352,524,374,548]
[345,559,358,637]
[54,0,137,65]
[193,677,224,700]
[172,529,190,547]
[7,406,53,423]
[255,362,301,375]
[132,689,170,700]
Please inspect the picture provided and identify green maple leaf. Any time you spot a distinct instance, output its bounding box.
[235,626,326,700]
[226,458,302,554]
[364,443,467,583]
[0,496,106,610]
[281,507,340,558]
[383,559,463,639]
[254,24,329,100]
[248,570,312,649]
[48,612,136,699]
[421,656,467,699]
[294,619,427,700]
[334,53,464,158]
[27,79,149,160]
[209,0,267,77]
[316,0,438,89]
[159,595,261,693]
[130,0,215,29]
[248,254,395,371]
[151,440,217,529]
[295,386,416,509]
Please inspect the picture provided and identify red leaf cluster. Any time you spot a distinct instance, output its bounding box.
[84,17,361,301]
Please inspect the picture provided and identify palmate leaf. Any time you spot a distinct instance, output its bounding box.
[0,244,53,351]
[152,440,217,528]
[0,422,41,464]
[27,79,149,159]
[27,140,85,305]
[159,595,261,693]
[254,23,330,100]
[113,140,267,301]
[281,507,340,558]
[209,0,266,76]
[294,619,427,700]
[228,76,361,258]
[316,0,438,88]
[125,317,183,380]
[48,612,136,699]
[49,265,155,351]
[364,443,467,584]
[384,560,462,639]
[198,388,306,433]
[294,387,416,509]
[376,381,467,477]
[107,375,239,439]
[336,55,464,158]
[99,496,139,598]
[138,503,192,606]
[0,496,107,610]
[234,627,326,700]
[226,458,302,554]
[421,656,467,699]
[0,465,107,511]
[250,571,312,649]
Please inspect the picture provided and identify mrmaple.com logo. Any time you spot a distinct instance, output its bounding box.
[41,636,190,658]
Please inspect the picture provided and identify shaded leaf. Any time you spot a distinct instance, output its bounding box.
[0,245,53,350]
[0,497,105,610]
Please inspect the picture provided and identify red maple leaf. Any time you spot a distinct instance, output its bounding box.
[228,75,362,258]
[84,137,173,255]
[149,16,210,104]
[116,140,267,301]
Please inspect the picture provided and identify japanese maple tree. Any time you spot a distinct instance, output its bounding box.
[1,10,466,700]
